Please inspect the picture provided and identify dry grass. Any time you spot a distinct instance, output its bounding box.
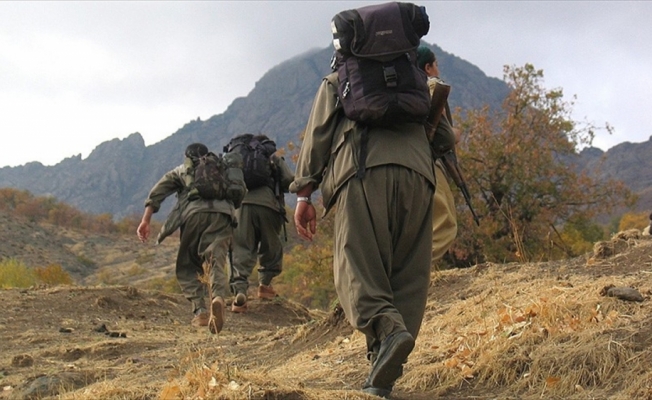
[154,237,652,399]
[4,232,652,400]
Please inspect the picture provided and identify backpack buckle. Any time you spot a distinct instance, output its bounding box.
[342,81,351,98]
[383,65,397,87]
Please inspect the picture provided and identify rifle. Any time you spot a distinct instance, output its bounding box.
[425,77,480,226]
[439,150,480,226]
[227,241,235,280]
[273,161,288,242]
[425,78,451,143]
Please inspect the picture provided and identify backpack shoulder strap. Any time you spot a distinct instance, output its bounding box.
[445,102,453,127]
[325,71,338,86]
[324,72,343,109]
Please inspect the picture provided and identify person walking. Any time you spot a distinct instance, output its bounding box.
[228,134,294,312]
[291,5,436,395]
[416,45,459,264]
[136,143,245,334]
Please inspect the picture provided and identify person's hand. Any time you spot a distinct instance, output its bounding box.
[294,201,317,241]
[137,221,150,243]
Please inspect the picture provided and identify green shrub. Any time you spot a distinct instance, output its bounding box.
[0,259,37,288]
[144,277,181,294]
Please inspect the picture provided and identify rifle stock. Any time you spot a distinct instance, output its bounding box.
[425,79,451,142]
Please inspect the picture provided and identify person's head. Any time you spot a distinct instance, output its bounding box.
[185,143,208,159]
[416,45,438,78]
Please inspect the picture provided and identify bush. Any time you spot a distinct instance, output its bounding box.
[94,267,117,285]
[144,277,181,294]
[33,264,74,285]
[0,259,75,288]
[618,211,650,232]
[0,259,37,288]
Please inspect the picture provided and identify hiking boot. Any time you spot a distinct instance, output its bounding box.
[231,292,248,313]
[362,385,393,399]
[191,308,209,327]
[208,297,225,334]
[364,331,414,391]
[257,284,277,299]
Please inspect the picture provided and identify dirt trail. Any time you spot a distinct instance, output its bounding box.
[0,285,350,399]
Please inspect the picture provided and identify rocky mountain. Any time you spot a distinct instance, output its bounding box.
[1,42,648,219]
[578,137,652,212]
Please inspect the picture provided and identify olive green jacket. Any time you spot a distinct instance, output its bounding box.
[290,72,436,213]
[242,154,294,212]
[145,163,236,244]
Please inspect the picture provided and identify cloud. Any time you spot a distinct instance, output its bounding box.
[0,1,650,167]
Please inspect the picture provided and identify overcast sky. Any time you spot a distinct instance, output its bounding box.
[1,1,650,168]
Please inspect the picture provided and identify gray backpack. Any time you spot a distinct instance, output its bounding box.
[330,2,431,126]
[184,151,246,208]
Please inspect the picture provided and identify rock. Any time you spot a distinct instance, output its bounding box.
[11,355,33,368]
[600,285,645,302]
[592,240,630,259]
[613,229,641,241]
[20,372,94,399]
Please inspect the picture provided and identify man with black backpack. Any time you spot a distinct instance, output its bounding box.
[291,3,435,398]
[136,143,246,334]
[224,134,294,312]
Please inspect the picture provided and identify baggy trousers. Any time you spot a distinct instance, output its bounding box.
[176,211,232,313]
[333,165,434,360]
[432,160,458,263]
[230,204,285,294]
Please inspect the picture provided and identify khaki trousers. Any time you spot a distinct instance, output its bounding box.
[432,161,458,263]
[176,211,231,313]
[334,165,434,359]
[230,204,285,293]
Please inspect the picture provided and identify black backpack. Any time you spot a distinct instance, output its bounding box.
[331,2,431,126]
[224,134,277,190]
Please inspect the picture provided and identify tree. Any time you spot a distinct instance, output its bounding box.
[447,64,635,266]
[618,211,650,232]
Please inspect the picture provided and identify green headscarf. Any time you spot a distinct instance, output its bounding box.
[416,45,436,71]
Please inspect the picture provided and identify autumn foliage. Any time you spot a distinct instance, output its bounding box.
[446,64,635,266]
[0,187,152,235]
[0,259,73,287]
[618,211,650,232]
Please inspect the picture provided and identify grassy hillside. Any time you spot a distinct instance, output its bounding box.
[1,222,651,399]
